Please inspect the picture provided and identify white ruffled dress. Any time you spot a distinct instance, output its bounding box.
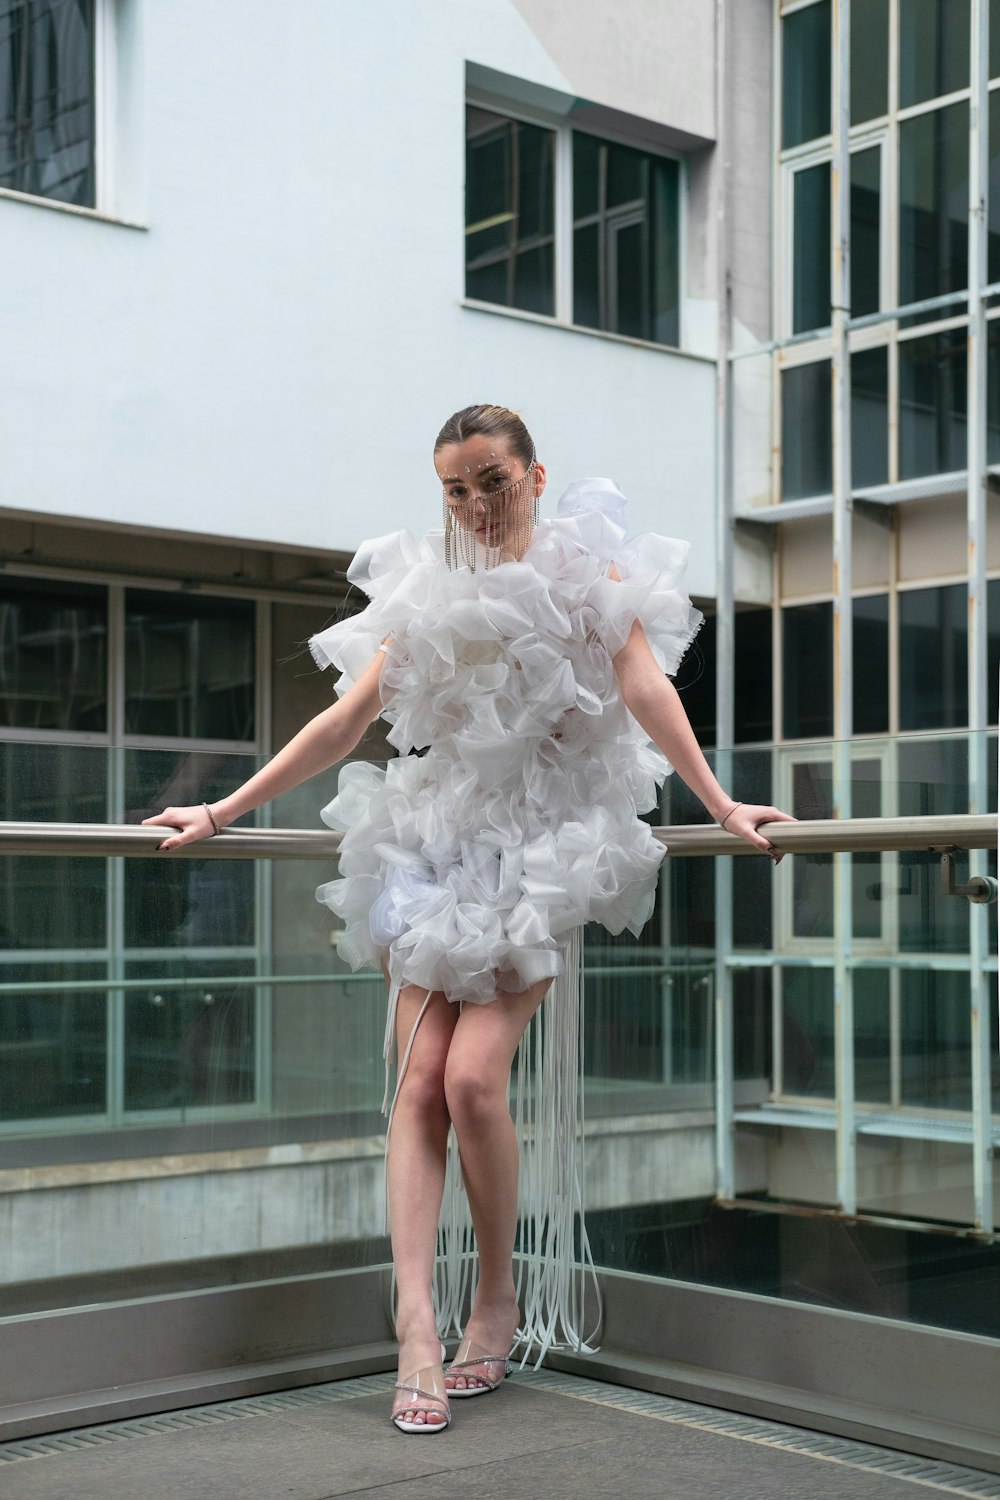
[309,481,702,1361]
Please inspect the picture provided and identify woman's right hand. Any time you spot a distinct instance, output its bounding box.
[141,804,222,852]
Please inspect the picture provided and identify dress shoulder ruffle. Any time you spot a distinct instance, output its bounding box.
[309,479,702,693]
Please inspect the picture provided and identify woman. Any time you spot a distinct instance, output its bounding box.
[143,404,791,1435]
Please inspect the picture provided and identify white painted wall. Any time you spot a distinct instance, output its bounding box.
[0,0,718,596]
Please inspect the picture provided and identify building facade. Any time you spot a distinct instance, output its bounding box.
[0,0,997,1383]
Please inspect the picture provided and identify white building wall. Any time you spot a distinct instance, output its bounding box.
[0,0,718,597]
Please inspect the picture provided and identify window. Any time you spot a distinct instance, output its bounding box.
[898,327,967,479]
[783,601,833,740]
[898,584,968,730]
[0,0,96,207]
[782,0,830,149]
[124,592,256,742]
[776,0,991,500]
[0,577,107,731]
[465,106,556,317]
[465,102,682,349]
[572,133,679,346]
[852,594,889,734]
[735,607,774,744]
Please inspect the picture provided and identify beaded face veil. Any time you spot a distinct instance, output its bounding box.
[437,448,540,572]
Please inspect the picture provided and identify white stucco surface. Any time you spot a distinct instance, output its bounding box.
[0,0,717,595]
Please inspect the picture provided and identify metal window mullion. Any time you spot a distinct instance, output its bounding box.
[106,584,125,1129]
[554,124,573,324]
[255,599,272,1115]
[831,0,857,1214]
[714,0,735,1198]
[967,0,994,1236]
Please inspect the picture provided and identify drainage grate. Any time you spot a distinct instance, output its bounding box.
[1,1368,998,1498]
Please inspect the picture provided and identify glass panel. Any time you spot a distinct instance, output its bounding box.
[611,218,646,339]
[854,968,892,1104]
[782,967,834,1094]
[850,147,881,318]
[988,319,1000,463]
[783,601,832,739]
[782,0,831,148]
[851,0,888,124]
[781,359,832,499]
[792,162,831,333]
[993,0,1000,79]
[989,92,1000,285]
[573,129,599,217]
[0,577,106,732]
[853,593,889,734]
[124,592,256,741]
[0,740,106,949]
[0,960,106,1122]
[606,142,645,209]
[513,244,554,316]
[573,221,600,329]
[851,344,888,488]
[899,102,969,308]
[899,0,969,108]
[989,577,1000,725]
[465,107,555,317]
[898,327,967,479]
[124,750,256,948]
[0,0,95,206]
[899,584,968,730]
[901,969,971,1109]
[734,607,773,745]
[123,958,255,1114]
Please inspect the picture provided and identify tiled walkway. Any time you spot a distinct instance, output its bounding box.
[2,1371,998,1500]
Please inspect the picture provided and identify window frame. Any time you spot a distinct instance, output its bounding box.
[464,88,688,354]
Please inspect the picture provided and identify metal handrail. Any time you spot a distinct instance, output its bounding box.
[0,814,995,858]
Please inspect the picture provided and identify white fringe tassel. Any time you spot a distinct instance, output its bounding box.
[425,929,603,1365]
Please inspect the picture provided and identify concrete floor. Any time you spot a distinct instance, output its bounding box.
[0,1371,996,1500]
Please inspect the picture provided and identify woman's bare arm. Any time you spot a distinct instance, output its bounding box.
[141,651,386,851]
[612,619,794,856]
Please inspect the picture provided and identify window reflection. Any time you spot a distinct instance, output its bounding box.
[898,327,967,479]
[572,134,680,347]
[899,585,968,731]
[0,0,96,206]
[123,960,255,1112]
[899,0,969,109]
[792,163,830,334]
[124,592,255,742]
[465,106,555,317]
[0,962,106,1121]
[850,0,888,125]
[782,0,831,148]
[781,359,832,500]
[899,103,968,309]
[0,578,106,733]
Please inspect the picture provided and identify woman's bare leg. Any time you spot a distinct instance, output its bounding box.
[387,983,458,1425]
[442,977,551,1390]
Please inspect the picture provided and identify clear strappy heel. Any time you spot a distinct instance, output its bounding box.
[445,1337,515,1398]
[391,1344,451,1434]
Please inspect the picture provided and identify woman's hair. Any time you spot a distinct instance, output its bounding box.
[433,404,536,467]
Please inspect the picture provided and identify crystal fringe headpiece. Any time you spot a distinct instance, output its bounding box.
[441,457,539,573]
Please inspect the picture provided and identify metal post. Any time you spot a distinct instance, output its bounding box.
[830,0,856,1213]
[713,0,736,1199]
[967,0,993,1235]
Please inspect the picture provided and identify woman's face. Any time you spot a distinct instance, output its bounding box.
[435,433,546,555]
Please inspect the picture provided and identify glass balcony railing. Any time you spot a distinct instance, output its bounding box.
[0,731,997,1450]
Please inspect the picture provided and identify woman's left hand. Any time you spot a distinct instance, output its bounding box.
[720,803,796,863]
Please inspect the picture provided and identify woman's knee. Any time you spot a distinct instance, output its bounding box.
[443,1053,508,1128]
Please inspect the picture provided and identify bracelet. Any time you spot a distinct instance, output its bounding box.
[720,802,743,831]
[203,803,221,836]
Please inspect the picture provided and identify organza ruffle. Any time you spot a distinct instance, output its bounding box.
[309,481,702,1003]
